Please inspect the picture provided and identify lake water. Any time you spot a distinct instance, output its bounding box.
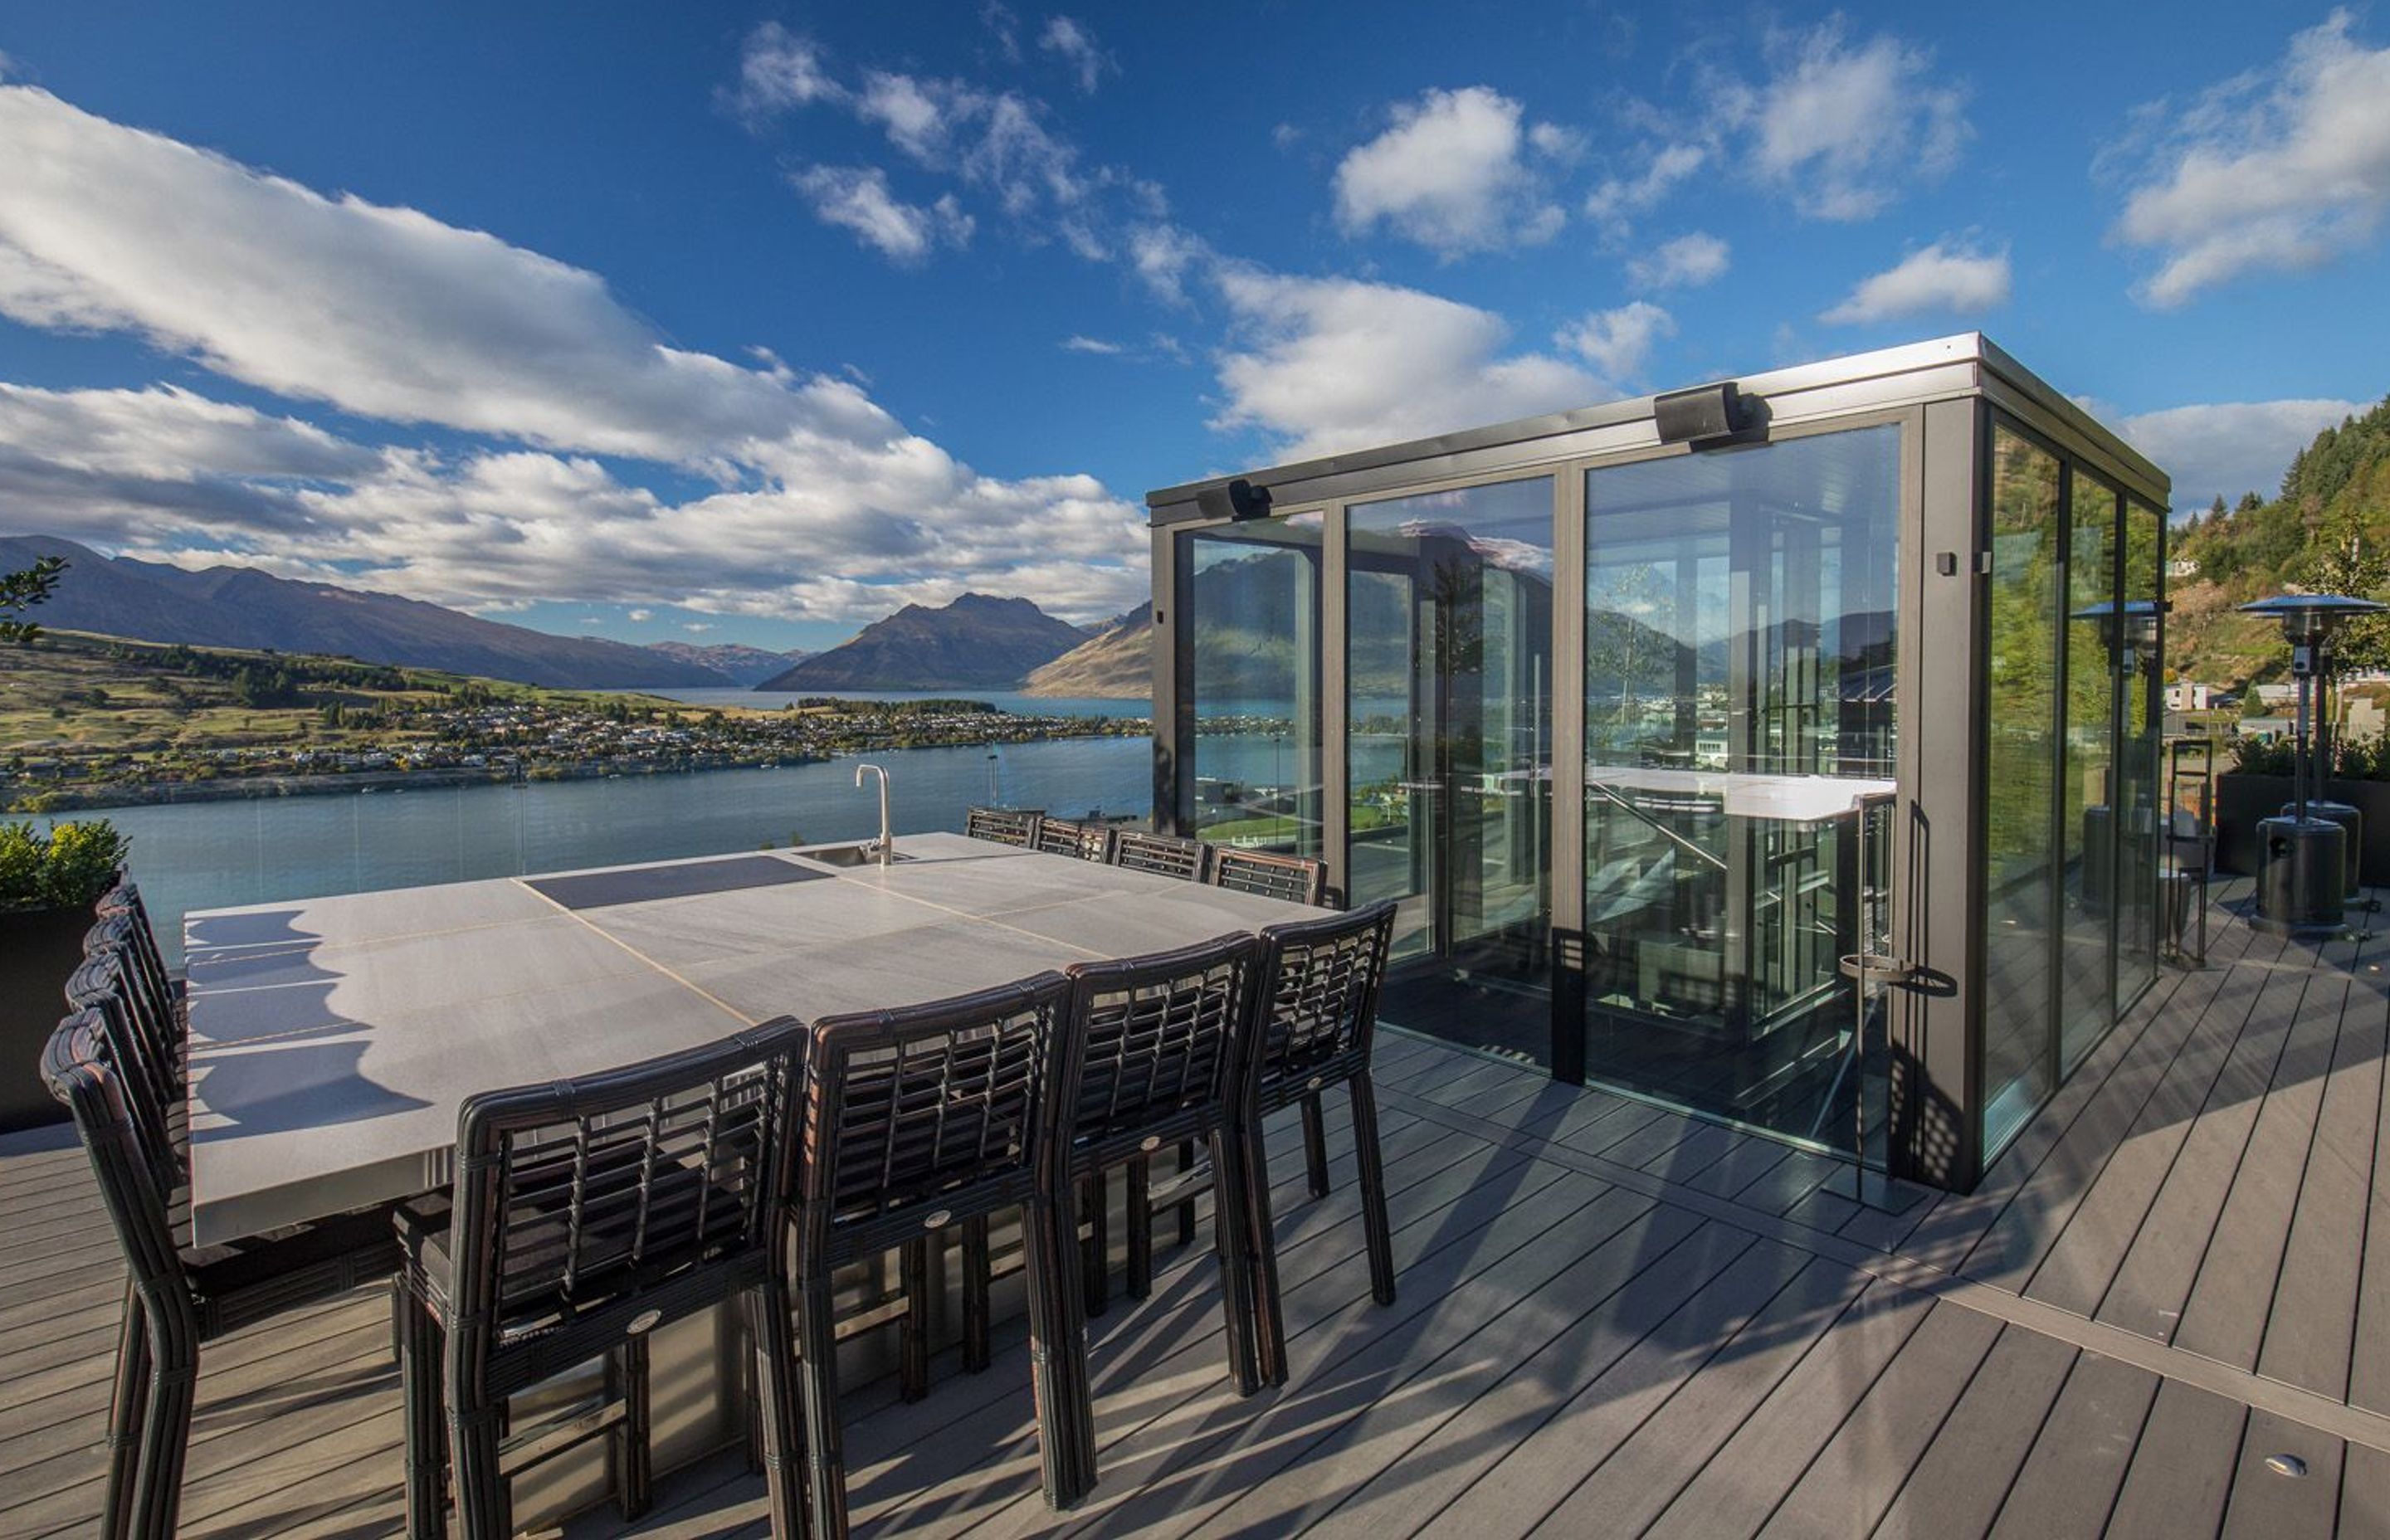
[622,686,1147,718]
[56,732,1337,967]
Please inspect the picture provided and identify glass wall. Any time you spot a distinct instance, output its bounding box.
[2061,474,2120,1070]
[2119,501,2165,1008]
[1982,425,2063,1153]
[1182,514,1324,856]
[1349,478,1555,1062]
[1579,426,1899,1148]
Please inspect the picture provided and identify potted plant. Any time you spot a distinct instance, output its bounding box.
[0,819,129,1132]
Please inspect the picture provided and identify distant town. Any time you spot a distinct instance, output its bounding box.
[0,631,1145,811]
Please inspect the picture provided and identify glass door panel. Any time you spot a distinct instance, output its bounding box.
[2118,501,2164,1008]
[1348,477,1555,1064]
[1580,426,1899,1150]
[1183,515,1324,856]
[1983,426,2063,1155]
[2061,475,2120,1070]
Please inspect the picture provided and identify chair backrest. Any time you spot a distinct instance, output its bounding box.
[63,950,181,1202]
[796,973,1075,1265]
[1247,901,1397,1106]
[1036,817,1115,863]
[44,1009,189,1315]
[1110,830,1207,883]
[1067,933,1259,1159]
[1207,847,1329,908]
[80,907,181,1114]
[965,806,1044,848]
[447,1018,807,1338]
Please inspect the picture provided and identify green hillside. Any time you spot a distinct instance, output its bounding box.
[2171,395,2390,690]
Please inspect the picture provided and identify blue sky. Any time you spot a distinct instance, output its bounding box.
[0,2,2385,652]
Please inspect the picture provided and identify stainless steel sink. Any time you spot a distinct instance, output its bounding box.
[799,843,915,869]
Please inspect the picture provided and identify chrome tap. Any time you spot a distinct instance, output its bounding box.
[854,763,894,865]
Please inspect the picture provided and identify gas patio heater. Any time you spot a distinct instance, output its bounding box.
[2238,593,2387,933]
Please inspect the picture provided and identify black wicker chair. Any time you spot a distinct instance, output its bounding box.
[965,806,1044,848]
[1207,847,1329,907]
[1060,933,1272,1396]
[1238,901,1399,1386]
[1035,816,1116,863]
[395,1018,809,1540]
[1109,830,1208,882]
[788,973,1088,1535]
[45,1006,406,1540]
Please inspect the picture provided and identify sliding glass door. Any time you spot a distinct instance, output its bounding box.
[1578,426,1900,1148]
[1348,478,1555,1063]
[1182,514,1323,857]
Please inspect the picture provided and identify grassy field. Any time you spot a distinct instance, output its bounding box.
[0,631,674,758]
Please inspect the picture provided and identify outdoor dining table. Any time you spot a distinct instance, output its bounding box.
[177,828,1331,1523]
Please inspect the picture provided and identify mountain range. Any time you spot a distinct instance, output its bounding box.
[644,640,810,687]
[757,592,1095,691]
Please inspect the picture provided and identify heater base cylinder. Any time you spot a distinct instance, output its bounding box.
[2254,816,2347,934]
[2284,799,2363,903]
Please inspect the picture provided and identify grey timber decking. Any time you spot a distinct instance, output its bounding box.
[6,880,2390,1535]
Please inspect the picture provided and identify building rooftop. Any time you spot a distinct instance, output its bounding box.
[2,877,2381,1535]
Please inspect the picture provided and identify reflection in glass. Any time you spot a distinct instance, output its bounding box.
[1580,427,1899,1149]
[2118,502,2164,1007]
[2061,475,2120,1070]
[1349,477,1555,1063]
[1983,427,2062,1155]
[1183,515,1324,857]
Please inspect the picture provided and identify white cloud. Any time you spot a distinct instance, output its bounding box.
[1819,241,2010,324]
[1333,87,1568,257]
[1127,222,1209,304]
[1627,232,1729,290]
[1720,21,1969,220]
[1271,123,1304,152]
[856,72,950,162]
[0,88,1150,625]
[1060,334,1124,354]
[683,621,716,634]
[1555,301,1675,383]
[1211,268,1597,460]
[1584,142,1706,229]
[627,608,653,622]
[722,23,846,122]
[2110,12,2390,306]
[2116,397,2365,513]
[791,166,973,263]
[1039,17,1113,95]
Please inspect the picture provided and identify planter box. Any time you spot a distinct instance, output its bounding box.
[2214,772,2390,885]
[0,906,90,1133]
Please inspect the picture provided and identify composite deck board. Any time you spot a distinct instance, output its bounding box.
[1869,1326,2081,1540]
[1985,1351,2160,1538]
[9,880,2390,1538]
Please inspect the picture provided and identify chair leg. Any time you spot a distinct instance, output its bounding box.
[398,1289,448,1539]
[1352,1076,1397,1307]
[609,1333,653,1520]
[900,1235,932,1402]
[128,1310,196,1540]
[1240,1118,1290,1389]
[962,1213,993,1373]
[1300,1093,1332,1199]
[1081,1170,1110,1318]
[1176,1140,1197,1246]
[1204,1127,1263,1396]
[100,1284,149,1540]
[1125,1155,1154,1300]
[795,1275,850,1540]
[1022,1187,1096,1507]
[749,1283,807,1539]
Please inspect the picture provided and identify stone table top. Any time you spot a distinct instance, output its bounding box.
[182,830,1324,1244]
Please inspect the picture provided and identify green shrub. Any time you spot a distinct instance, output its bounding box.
[0,819,130,913]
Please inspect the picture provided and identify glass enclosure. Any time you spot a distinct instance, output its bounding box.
[1579,427,1900,1148]
[1183,514,1324,857]
[1982,425,2063,1153]
[1348,477,1556,1063]
[1151,342,2171,1192]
